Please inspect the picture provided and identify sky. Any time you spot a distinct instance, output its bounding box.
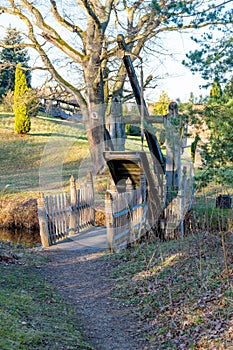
[144,31,210,102]
[0,11,210,103]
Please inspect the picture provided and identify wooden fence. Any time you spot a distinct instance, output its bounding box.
[105,176,147,251]
[37,173,95,246]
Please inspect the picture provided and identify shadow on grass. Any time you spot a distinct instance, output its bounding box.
[30,132,87,141]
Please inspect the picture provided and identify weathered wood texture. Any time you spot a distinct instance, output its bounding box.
[37,173,95,246]
[105,176,147,251]
[103,151,163,227]
[165,102,182,205]
[70,174,95,233]
[164,166,194,240]
[43,192,70,245]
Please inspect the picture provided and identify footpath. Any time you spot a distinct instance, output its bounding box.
[40,227,150,350]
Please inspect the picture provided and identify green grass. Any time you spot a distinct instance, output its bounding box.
[110,232,233,349]
[0,112,89,196]
[0,242,92,350]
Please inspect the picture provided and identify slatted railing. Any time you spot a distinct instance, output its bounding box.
[43,192,70,245]
[70,175,95,233]
[37,173,95,246]
[105,177,147,251]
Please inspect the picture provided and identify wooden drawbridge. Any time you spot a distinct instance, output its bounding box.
[104,35,189,236]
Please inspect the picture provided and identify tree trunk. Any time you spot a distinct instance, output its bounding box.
[83,106,106,175]
[82,20,107,174]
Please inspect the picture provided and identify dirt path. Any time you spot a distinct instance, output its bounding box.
[40,248,150,350]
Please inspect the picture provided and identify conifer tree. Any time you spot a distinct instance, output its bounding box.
[209,79,222,104]
[223,78,233,103]
[0,27,31,97]
[154,91,170,116]
[14,63,31,134]
[198,80,233,186]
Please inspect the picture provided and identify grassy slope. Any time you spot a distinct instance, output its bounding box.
[0,242,92,350]
[0,112,89,195]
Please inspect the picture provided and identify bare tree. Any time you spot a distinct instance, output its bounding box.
[0,0,232,173]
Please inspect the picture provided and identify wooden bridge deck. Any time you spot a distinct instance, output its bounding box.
[43,226,107,251]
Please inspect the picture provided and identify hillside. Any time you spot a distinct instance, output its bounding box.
[0,112,88,229]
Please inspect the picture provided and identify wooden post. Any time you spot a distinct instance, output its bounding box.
[86,172,95,225]
[138,173,147,240]
[109,95,125,151]
[140,173,147,203]
[69,175,77,235]
[37,193,50,247]
[164,102,181,206]
[105,191,114,252]
[126,177,134,245]
[126,176,133,192]
[180,166,187,239]
[126,176,133,206]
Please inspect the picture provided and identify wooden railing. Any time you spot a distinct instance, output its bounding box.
[105,176,147,251]
[69,173,95,234]
[37,173,95,246]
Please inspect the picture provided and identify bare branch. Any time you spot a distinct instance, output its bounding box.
[49,0,84,39]
[20,0,84,62]
[1,5,87,108]
[0,42,35,49]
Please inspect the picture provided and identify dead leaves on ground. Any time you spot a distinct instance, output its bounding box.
[113,233,233,349]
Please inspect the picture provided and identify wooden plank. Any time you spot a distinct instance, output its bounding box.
[105,191,114,251]
[104,151,162,222]
[105,183,147,251]
[60,193,65,236]
[57,194,62,237]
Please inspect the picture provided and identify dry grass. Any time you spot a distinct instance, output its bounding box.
[111,232,233,349]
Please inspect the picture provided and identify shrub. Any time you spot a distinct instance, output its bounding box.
[14,63,31,134]
[126,124,141,136]
[26,88,40,118]
[1,90,14,112]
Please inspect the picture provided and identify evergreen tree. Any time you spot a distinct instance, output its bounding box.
[0,27,31,97]
[209,79,222,103]
[198,80,233,186]
[154,91,170,116]
[223,78,233,103]
[14,63,31,134]
[183,31,232,84]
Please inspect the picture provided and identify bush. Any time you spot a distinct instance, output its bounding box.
[126,124,141,136]
[1,90,14,112]
[26,89,40,118]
